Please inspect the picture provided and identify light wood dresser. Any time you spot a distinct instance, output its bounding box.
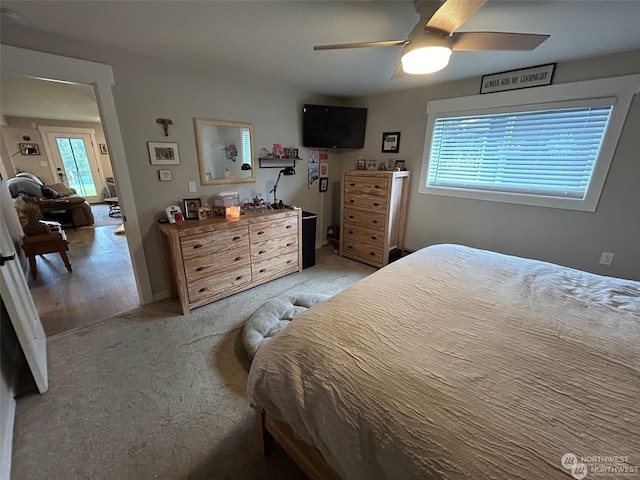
[159,209,302,314]
[340,170,409,268]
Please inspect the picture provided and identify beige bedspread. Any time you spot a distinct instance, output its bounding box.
[247,244,640,479]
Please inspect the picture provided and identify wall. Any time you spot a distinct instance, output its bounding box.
[335,49,640,280]
[1,116,113,186]
[1,25,337,299]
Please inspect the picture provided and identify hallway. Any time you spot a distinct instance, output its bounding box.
[27,204,139,336]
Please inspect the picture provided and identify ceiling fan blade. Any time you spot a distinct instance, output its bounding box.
[314,40,407,51]
[451,32,550,51]
[390,63,404,80]
[425,0,487,34]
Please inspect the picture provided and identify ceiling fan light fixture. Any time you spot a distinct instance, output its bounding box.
[401,45,452,74]
[401,30,453,75]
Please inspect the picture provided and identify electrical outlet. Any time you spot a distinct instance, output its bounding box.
[188,181,196,193]
[599,252,614,266]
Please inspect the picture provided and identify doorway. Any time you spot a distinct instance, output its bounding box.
[1,44,153,332]
[39,126,105,203]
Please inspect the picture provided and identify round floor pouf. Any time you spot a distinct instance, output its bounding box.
[242,293,330,360]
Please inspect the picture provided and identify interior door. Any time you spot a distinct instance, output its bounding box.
[41,128,104,203]
[0,174,48,394]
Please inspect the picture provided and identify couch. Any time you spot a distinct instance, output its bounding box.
[7,175,95,227]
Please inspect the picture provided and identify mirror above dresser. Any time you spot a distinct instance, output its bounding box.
[194,118,255,185]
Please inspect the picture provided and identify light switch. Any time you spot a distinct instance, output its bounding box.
[188,181,196,193]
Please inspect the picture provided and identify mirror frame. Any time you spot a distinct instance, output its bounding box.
[194,118,255,185]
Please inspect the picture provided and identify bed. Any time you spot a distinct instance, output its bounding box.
[247,244,640,479]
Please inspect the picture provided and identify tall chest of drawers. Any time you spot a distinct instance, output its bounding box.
[159,209,301,314]
[340,170,409,268]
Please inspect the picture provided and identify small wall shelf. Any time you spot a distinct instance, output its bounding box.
[258,157,300,168]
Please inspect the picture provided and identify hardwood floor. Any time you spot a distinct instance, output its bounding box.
[27,206,139,336]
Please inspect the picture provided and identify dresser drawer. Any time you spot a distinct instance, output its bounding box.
[343,223,385,248]
[344,176,389,196]
[183,249,250,282]
[252,251,299,283]
[249,216,297,242]
[343,208,385,231]
[342,237,383,265]
[187,265,252,304]
[343,193,387,213]
[250,233,298,260]
[180,226,248,260]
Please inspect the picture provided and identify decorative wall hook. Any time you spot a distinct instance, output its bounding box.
[156,118,173,136]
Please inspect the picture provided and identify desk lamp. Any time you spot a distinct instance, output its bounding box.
[270,166,296,208]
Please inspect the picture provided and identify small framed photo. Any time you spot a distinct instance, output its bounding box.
[148,142,180,165]
[393,160,405,171]
[183,198,201,219]
[99,143,108,154]
[367,160,377,171]
[356,158,367,170]
[158,169,172,181]
[198,206,212,220]
[381,132,401,153]
[319,177,328,193]
[19,143,40,155]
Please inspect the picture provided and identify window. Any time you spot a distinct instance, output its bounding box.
[242,129,251,166]
[419,75,640,211]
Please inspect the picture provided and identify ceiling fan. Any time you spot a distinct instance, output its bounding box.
[313,0,550,78]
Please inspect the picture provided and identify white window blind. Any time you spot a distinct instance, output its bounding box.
[427,101,613,200]
[242,129,251,165]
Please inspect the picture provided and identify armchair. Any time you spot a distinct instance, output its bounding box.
[7,176,94,227]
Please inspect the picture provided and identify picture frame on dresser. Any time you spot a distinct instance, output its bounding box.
[183,198,201,219]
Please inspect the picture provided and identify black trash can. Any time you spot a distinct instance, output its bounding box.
[301,211,317,269]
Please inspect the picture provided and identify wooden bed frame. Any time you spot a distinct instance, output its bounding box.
[256,409,341,480]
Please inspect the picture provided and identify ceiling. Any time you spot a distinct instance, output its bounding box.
[2,1,640,103]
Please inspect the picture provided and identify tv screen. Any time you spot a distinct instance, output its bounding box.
[302,104,367,149]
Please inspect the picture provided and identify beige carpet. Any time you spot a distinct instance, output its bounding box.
[11,246,375,479]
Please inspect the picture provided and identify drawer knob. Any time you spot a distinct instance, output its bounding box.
[350,182,355,186]
[232,236,241,241]
[198,287,208,293]
[234,256,242,261]
[374,185,381,189]
[196,266,206,272]
[193,243,203,249]
[286,242,292,247]
[348,245,353,249]
[286,260,292,264]
[349,199,355,203]
[236,275,244,280]
[258,249,266,254]
[349,215,354,219]
[257,230,265,235]
[285,224,292,229]
[373,203,380,207]
[348,230,353,234]
[259,268,267,273]
[370,252,376,256]
[371,236,377,240]
[372,220,378,224]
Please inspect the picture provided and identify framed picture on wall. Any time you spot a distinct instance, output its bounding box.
[148,142,180,165]
[319,177,328,193]
[19,143,40,155]
[381,132,401,153]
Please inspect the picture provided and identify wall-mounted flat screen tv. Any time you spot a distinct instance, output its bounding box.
[302,104,367,149]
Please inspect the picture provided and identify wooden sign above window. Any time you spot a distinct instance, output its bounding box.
[480,64,555,94]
